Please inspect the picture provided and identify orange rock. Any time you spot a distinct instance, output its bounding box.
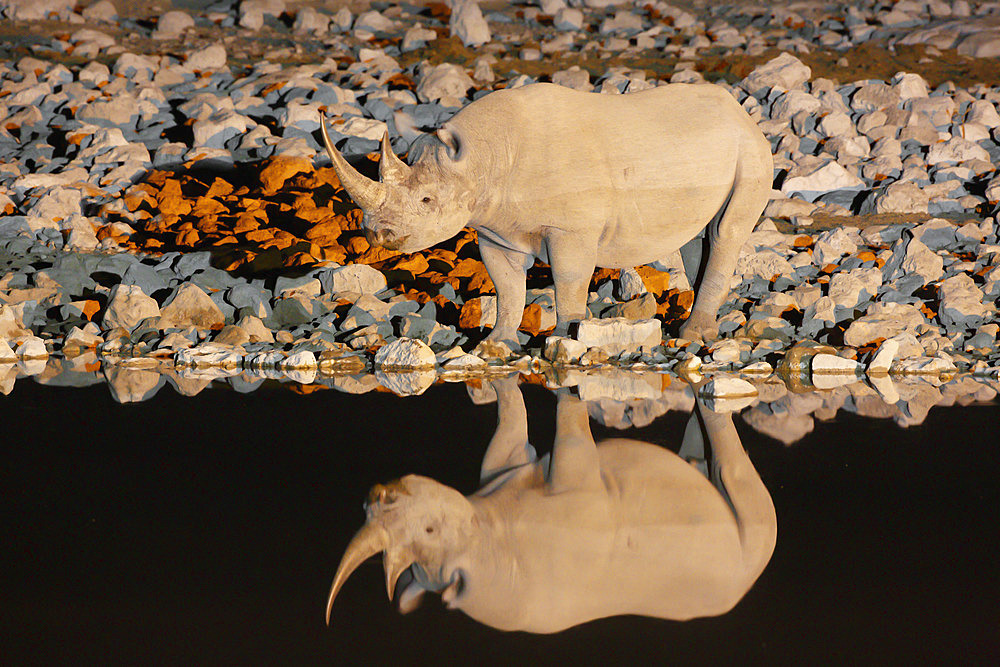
[857,251,877,262]
[156,178,183,202]
[259,156,313,194]
[243,229,274,243]
[82,300,101,321]
[519,303,542,336]
[157,194,192,218]
[316,246,347,263]
[176,228,200,246]
[233,212,262,234]
[194,218,220,234]
[205,177,234,199]
[304,219,343,244]
[212,235,239,246]
[673,289,694,311]
[635,265,670,297]
[392,255,430,275]
[792,235,814,248]
[344,234,370,255]
[459,298,484,329]
[192,196,227,218]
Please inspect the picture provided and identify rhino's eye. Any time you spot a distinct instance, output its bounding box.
[421,196,432,204]
[425,526,434,534]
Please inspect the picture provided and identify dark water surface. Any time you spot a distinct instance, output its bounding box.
[3,379,999,665]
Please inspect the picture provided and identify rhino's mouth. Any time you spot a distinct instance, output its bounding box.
[364,226,409,250]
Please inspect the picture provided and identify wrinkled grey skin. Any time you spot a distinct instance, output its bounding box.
[326,378,777,633]
[321,83,773,348]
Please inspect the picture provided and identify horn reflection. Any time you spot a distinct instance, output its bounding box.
[326,375,777,633]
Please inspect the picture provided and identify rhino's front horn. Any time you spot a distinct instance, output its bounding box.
[326,522,388,625]
[379,131,410,183]
[319,112,386,210]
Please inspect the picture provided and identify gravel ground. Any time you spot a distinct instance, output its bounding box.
[1,0,999,441]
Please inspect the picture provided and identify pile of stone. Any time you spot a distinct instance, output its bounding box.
[1,1,1000,410]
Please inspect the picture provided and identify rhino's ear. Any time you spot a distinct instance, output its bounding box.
[435,127,462,160]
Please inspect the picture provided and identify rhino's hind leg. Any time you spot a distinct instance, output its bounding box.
[679,164,769,343]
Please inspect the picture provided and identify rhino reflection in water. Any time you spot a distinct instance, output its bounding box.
[327,378,776,633]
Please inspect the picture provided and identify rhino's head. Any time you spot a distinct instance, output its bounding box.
[320,116,473,253]
[326,474,478,623]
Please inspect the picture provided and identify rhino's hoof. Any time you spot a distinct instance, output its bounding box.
[678,317,718,344]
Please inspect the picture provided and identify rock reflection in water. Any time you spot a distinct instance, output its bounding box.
[326,376,776,633]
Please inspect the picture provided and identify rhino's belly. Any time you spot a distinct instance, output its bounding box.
[592,185,731,267]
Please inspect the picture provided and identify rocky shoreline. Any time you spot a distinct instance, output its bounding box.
[1,0,999,439]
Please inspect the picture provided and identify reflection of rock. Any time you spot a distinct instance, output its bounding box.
[104,366,166,403]
[0,364,17,395]
[375,369,436,396]
[328,377,775,632]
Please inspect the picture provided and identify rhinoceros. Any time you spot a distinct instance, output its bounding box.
[320,82,773,348]
[326,377,777,633]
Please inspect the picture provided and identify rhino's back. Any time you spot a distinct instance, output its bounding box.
[447,83,768,262]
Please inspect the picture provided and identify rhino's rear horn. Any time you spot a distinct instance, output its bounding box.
[326,522,388,625]
[319,112,386,210]
[379,131,410,183]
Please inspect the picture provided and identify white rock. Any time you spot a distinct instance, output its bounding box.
[740,53,811,95]
[938,273,990,330]
[957,31,1000,58]
[867,338,899,375]
[192,109,250,148]
[186,45,227,71]
[159,283,226,330]
[280,350,318,369]
[544,335,589,364]
[353,9,396,33]
[154,11,195,40]
[811,353,860,374]
[576,371,660,402]
[416,63,475,103]
[575,318,661,356]
[892,72,929,100]
[374,337,436,370]
[15,335,47,360]
[781,160,865,202]
[375,369,436,396]
[700,376,758,398]
[442,353,488,370]
[710,338,743,364]
[450,0,491,47]
[843,302,927,347]
[926,136,991,165]
[239,0,285,29]
[321,265,387,295]
[175,344,243,369]
[102,284,160,331]
[293,7,329,35]
[402,23,437,51]
[554,7,583,31]
[966,99,1000,128]
[2,0,74,20]
[861,181,929,214]
[0,339,17,362]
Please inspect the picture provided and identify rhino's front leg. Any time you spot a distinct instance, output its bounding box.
[546,230,596,336]
[477,237,532,351]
